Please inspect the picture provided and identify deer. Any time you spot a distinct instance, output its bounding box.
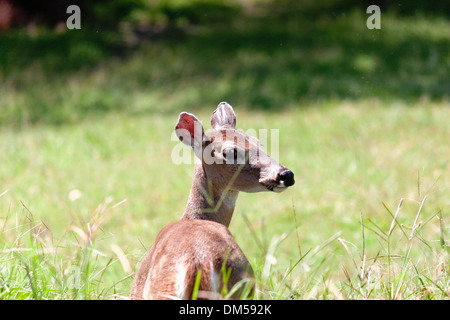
[130,102,295,300]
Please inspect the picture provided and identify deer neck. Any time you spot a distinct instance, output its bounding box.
[181,162,238,227]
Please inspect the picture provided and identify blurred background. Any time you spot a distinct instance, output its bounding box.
[0,0,449,124]
[0,0,449,299]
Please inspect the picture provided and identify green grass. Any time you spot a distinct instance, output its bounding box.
[1,6,449,127]
[1,103,448,299]
[0,2,449,299]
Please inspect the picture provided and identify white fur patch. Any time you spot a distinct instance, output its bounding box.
[142,275,152,299]
[210,261,220,294]
[221,190,238,209]
[174,263,187,299]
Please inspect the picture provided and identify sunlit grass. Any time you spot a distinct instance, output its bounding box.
[1,101,449,299]
[0,193,131,299]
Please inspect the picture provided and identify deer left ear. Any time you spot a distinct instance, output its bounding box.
[211,102,236,130]
[175,112,205,148]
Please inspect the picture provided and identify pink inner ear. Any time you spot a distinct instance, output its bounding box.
[176,113,196,140]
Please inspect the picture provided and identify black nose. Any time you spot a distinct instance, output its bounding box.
[279,170,295,187]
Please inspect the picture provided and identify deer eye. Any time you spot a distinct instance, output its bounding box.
[223,148,238,162]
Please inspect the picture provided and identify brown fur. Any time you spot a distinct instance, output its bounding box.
[130,219,252,299]
[130,102,294,300]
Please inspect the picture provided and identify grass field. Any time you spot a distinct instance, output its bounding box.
[0,2,449,299]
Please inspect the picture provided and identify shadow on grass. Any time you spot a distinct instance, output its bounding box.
[0,29,119,75]
[0,1,449,126]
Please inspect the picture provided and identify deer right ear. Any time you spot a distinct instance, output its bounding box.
[175,112,205,148]
[211,102,236,130]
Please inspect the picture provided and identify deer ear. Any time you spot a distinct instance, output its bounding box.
[211,102,236,130]
[175,112,205,147]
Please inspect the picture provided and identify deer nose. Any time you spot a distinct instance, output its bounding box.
[278,170,295,187]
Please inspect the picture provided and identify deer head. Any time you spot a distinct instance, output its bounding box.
[175,102,295,194]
